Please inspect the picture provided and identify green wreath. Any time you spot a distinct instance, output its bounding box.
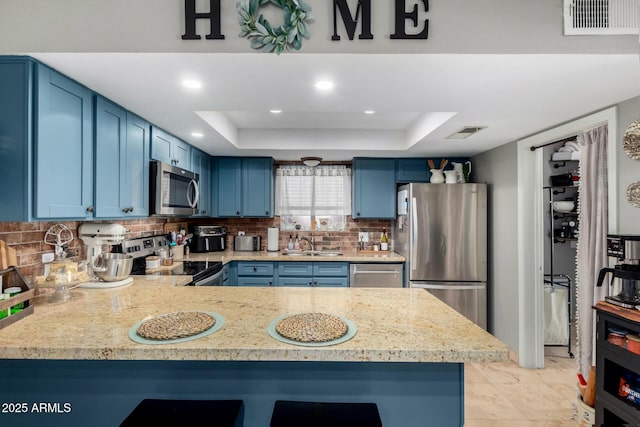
[237,0,313,54]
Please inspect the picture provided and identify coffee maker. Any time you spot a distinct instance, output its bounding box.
[597,235,640,309]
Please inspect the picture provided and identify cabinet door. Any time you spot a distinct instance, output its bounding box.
[313,262,349,277]
[352,158,396,219]
[396,158,429,183]
[278,277,313,287]
[35,65,94,219]
[236,262,274,276]
[0,60,32,221]
[278,262,313,277]
[94,96,127,218]
[237,277,274,286]
[191,148,211,216]
[215,158,242,217]
[125,113,150,216]
[173,138,191,170]
[242,157,274,217]
[150,127,173,164]
[314,277,349,287]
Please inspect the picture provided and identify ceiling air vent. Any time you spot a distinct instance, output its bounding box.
[446,126,486,140]
[564,0,639,35]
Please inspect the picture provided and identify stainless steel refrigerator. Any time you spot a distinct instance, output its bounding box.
[394,183,487,329]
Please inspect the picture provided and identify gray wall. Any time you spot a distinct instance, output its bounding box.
[0,0,637,54]
[472,142,519,351]
[616,96,640,234]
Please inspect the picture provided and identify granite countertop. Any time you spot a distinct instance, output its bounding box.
[0,277,507,363]
[179,249,405,264]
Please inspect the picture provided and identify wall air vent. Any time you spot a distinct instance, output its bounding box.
[564,0,639,35]
[446,126,486,140]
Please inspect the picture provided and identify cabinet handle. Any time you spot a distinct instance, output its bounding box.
[202,210,207,214]
[357,212,360,216]
[236,210,240,215]
[253,267,257,272]
[308,281,313,285]
[86,205,94,213]
[122,208,128,213]
[268,281,272,286]
[266,211,269,215]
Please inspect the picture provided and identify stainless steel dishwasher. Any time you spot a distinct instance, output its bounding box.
[349,264,404,288]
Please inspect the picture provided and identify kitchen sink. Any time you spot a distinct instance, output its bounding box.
[282,250,342,257]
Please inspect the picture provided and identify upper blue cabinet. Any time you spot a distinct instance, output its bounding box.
[151,127,191,170]
[396,158,429,183]
[94,96,150,218]
[35,64,95,219]
[190,148,212,217]
[352,158,396,219]
[212,157,274,218]
[0,58,95,221]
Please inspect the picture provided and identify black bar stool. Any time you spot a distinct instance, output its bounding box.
[120,399,244,427]
[270,400,382,427]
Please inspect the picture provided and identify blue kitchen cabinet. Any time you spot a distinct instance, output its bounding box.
[242,158,274,217]
[125,113,151,217]
[190,148,211,217]
[396,158,429,183]
[0,59,34,221]
[35,63,94,219]
[352,158,396,219]
[94,96,127,218]
[277,262,349,287]
[236,262,275,286]
[213,157,274,218]
[95,97,150,218]
[213,157,242,217]
[151,127,191,170]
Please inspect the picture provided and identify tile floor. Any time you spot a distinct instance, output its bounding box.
[465,347,581,426]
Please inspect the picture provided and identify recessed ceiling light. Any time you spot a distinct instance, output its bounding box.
[364,110,375,114]
[270,109,282,114]
[314,80,334,91]
[191,132,204,138]
[182,79,202,89]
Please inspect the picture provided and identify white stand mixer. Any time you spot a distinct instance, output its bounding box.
[78,223,133,288]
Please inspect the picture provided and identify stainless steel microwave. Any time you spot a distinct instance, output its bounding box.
[150,160,199,216]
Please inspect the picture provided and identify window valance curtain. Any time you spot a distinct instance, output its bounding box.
[275,165,351,216]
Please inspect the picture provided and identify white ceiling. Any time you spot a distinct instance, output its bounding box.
[33,52,640,160]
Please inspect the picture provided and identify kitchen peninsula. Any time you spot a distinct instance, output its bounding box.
[0,277,507,426]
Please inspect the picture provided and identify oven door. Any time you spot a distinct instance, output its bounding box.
[192,268,224,286]
[150,160,199,216]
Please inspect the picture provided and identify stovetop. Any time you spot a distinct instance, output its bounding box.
[130,260,222,280]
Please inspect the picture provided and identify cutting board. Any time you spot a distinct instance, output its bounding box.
[164,222,188,236]
[0,240,18,270]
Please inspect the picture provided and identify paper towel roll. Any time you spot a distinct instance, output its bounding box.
[267,227,279,252]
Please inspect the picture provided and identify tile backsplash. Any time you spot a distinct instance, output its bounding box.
[0,216,391,279]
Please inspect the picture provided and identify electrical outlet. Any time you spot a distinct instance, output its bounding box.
[42,253,55,263]
[358,232,369,242]
[238,231,245,236]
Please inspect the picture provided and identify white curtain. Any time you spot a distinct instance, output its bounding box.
[575,124,609,378]
[275,165,351,216]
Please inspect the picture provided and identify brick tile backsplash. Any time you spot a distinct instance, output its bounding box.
[0,216,391,280]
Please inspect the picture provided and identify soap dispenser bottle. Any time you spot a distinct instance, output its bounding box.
[288,235,294,250]
[294,235,300,250]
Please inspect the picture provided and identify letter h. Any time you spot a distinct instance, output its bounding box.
[182,0,225,40]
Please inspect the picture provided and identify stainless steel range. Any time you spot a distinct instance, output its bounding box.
[116,235,223,286]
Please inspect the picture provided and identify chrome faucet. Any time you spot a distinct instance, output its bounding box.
[299,234,315,251]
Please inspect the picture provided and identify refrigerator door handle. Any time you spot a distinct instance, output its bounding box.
[411,197,418,269]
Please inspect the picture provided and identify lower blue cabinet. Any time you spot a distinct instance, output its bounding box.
[277,262,349,287]
[232,261,349,287]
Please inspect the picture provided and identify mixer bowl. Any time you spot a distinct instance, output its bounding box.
[93,253,133,282]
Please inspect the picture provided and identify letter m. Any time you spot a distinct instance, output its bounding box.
[332,0,373,41]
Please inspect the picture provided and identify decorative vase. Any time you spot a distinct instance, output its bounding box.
[444,170,458,184]
[430,169,445,183]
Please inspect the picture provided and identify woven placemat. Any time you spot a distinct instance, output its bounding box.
[275,312,348,343]
[137,311,215,341]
